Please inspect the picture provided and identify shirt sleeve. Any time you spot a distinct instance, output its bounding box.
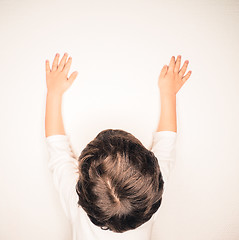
[149,131,177,183]
[45,134,79,222]
[150,131,177,222]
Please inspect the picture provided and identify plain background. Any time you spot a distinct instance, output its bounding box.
[0,0,238,239]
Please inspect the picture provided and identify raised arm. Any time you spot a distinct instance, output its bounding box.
[44,53,80,221]
[156,55,192,133]
[150,55,192,183]
[45,52,78,137]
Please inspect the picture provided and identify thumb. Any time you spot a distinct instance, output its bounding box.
[68,71,78,86]
[159,65,168,79]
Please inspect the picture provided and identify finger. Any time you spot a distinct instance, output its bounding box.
[179,60,189,78]
[159,65,168,79]
[182,71,192,82]
[168,56,175,72]
[67,71,78,87]
[52,53,60,71]
[45,59,51,74]
[174,55,181,73]
[62,56,72,75]
[58,52,68,71]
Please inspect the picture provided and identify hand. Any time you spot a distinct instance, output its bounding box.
[45,52,78,95]
[158,55,192,95]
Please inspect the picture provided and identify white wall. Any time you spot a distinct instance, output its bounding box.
[0,0,238,239]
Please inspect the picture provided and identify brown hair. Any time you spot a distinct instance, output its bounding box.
[75,129,164,233]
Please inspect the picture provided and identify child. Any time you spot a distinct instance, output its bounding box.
[45,53,191,240]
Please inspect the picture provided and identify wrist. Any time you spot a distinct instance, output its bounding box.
[47,91,63,98]
[160,91,176,99]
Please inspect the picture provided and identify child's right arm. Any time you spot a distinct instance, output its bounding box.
[156,55,192,132]
[150,55,191,182]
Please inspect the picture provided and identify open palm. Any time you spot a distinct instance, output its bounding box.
[45,52,78,95]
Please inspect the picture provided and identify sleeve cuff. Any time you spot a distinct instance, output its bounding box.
[45,134,70,143]
[152,131,177,140]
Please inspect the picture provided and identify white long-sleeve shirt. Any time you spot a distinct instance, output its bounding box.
[45,131,177,240]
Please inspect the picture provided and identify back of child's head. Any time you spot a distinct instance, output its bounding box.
[76,129,164,233]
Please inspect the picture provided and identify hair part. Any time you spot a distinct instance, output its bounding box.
[76,129,164,233]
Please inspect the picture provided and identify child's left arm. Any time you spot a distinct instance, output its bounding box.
[45,52,78,137]
[44,52,79,221]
